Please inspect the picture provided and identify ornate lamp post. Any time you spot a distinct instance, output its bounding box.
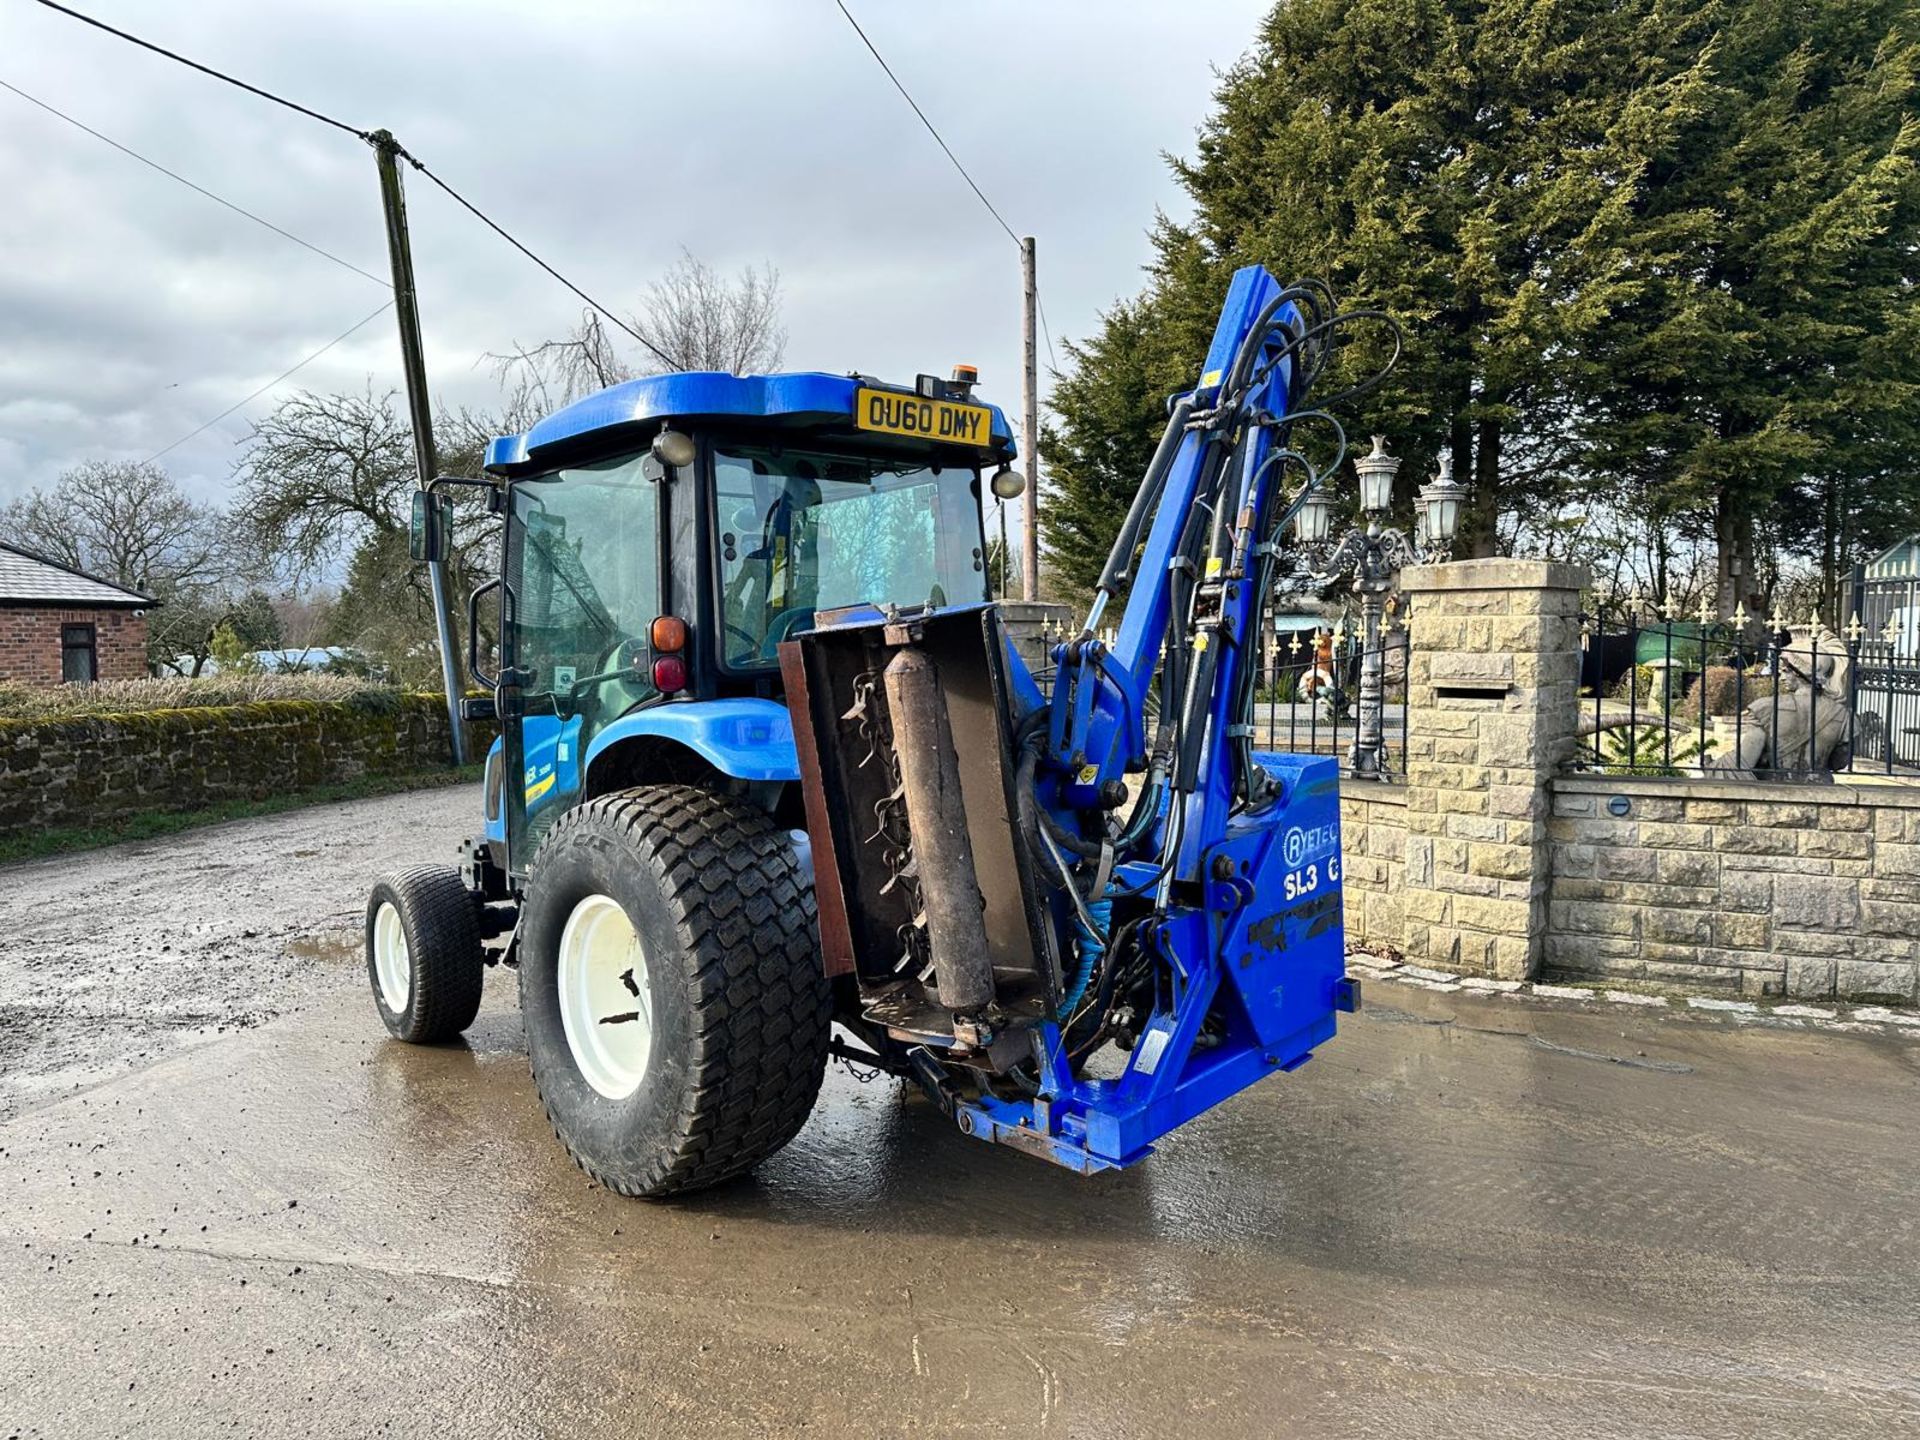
[1297,438,1466,778]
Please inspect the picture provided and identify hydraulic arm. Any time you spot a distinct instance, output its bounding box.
[789,265,1401,1172]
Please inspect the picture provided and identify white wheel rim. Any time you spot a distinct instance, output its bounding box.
[557,894,654,1101]
[373,901,411,1014]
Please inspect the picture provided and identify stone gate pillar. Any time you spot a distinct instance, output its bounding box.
[1396,558,1588,979]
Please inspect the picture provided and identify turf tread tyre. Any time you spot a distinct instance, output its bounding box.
[520,785,830,1198]
[367,865,486,1043]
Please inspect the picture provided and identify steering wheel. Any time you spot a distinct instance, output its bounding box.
[762,608,817,652]
[726,622,762,657]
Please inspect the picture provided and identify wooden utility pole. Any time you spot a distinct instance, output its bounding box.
[1020,235,1039,601]
[372,129,465,766]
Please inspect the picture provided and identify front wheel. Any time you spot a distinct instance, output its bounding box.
[366,865,486,1043]
[519,786,831,1198]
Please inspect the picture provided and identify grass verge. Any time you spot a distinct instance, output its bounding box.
[0,764,484,866]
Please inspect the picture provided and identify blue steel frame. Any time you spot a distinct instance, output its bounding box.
[952,266,1352,1172]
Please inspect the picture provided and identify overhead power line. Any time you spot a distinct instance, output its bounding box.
[830,0,1019,245]
[26,0,369,139]
[142,300,394,464]
[395,149,681,373]
[26,0,678,373]
[0,77,388,288]
[1036,294,1059,375]
[828,0,1058,370]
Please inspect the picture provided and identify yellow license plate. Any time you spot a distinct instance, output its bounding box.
[853,387,994,448]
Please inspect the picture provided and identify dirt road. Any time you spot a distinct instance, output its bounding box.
[0,786,478,1123]
[1,788,1916,1437]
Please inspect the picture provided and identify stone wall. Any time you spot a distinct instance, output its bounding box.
[996,600,1073,677]
[0,606,149,684]
[1326,556,1920,1005]
[1546,776,1920,1003]
[1340,785,1407,951]
[0,694,479,834]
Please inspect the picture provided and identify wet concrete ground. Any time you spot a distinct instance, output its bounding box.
[2,788,1918,1437]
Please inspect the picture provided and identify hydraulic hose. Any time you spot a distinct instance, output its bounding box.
[1116,770,1166,851]
[1013,709,1103,863]
[1097,399,1195,598]
[1063,897,1111,1013]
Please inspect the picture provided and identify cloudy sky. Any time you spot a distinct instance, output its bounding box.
[1,0,1263,511]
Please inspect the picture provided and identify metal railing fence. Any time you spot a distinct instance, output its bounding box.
[1028,612,1411,779]
[1573,599,1920,779]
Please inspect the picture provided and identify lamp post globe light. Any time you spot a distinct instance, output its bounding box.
[1293,484,1336,546]
[1296,436,1465,779]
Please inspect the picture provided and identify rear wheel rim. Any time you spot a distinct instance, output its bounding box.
[373,901,411,1014]
[557,894,654,1101]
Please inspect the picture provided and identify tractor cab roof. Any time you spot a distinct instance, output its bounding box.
[484,370,1017,477]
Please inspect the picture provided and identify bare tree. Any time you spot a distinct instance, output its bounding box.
[235,388,499,684]
[272,587,338,671]
[493,249,787,409]
[3,461,250,674]
[633,250,786,374]
[235,388,415,583]
[490,310,633,418]
[3,460,229,595]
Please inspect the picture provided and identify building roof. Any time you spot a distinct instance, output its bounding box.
[1866,536,1920,581]
[0,541,153,608]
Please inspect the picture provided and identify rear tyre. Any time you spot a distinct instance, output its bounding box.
[366,865,486,1043]
[519,785,830,1198]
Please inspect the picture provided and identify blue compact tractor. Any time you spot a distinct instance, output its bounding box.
[368,266,1377,1195]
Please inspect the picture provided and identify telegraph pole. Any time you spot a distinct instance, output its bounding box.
[371,130,465,766]
[1020,235,1039,601]
[1013,232,1044,602]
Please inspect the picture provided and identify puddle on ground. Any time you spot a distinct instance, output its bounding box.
[285,931,357,966]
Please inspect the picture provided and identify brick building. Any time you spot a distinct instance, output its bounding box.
[0,542,152,684]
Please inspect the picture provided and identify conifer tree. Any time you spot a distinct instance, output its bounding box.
[1041,0,1920,608]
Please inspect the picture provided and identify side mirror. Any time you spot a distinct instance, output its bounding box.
[410,489,454,564]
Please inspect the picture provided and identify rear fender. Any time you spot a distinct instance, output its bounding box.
[582,699,799,793]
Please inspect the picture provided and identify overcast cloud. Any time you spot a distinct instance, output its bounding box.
[1,0,1262,511]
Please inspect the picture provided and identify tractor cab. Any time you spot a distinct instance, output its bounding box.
[462,369,1018,876]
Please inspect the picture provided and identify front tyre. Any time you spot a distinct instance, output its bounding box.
[366,865,486,1043]
[520,786,831,1198]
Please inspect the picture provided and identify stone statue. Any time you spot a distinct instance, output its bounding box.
[1713,628,1853,775]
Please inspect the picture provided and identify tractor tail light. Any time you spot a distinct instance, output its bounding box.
[652,654,688,694]
[651,615,688,652]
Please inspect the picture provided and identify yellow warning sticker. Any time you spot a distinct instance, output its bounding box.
[1200,368,1223,388]
[1205,556,1224,577]
[1076,764,1100,787]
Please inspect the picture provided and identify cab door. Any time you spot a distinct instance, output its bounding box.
[502,451,662,874]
